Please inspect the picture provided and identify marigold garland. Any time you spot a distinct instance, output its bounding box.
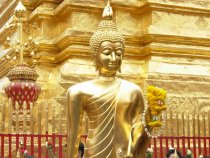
[141,85,168,138]
[146,86,167,127]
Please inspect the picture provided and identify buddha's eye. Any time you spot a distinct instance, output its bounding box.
[115,49,123,56]
[103,48,111,55]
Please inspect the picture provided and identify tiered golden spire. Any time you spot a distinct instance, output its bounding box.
[4,1,41,134]
[14,1,26,64]
[5,1,39,80]
[2,1,38,66]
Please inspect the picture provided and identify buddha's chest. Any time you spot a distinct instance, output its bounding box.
[84,91,131,116]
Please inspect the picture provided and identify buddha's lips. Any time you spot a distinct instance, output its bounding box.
[108,63,118,67]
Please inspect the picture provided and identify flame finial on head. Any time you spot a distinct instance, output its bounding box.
[102,0,113,20]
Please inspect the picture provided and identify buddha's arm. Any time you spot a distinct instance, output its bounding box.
[130,88,144,145]
[67,87,84,158]
[130,88,150,158]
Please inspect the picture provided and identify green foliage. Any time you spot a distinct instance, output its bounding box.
[146,151,153,158]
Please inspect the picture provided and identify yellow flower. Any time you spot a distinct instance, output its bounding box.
[146,86,167,127]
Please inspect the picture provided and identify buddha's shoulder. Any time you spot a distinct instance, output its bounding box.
[120,79,142,92]
[121,80,142,94]
[67,80,93,93]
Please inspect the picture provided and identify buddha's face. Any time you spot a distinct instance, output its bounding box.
[96,41,124,75]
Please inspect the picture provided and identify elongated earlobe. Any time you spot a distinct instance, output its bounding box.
[93,59,99,71]
[95,66,98,71]
[118,68,121,73]
[118,56,123,73]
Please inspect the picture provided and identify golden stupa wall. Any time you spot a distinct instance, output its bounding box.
[0,0,209,135]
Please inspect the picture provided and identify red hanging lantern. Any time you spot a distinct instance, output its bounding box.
[5,64,41,109]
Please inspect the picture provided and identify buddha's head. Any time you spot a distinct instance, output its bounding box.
[90,1,125,76]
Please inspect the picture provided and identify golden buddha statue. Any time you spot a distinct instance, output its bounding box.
[67,2,150,158]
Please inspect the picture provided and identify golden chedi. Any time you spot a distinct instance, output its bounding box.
[67,2,150,158]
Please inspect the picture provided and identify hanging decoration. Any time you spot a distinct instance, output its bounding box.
[142,85,168,138]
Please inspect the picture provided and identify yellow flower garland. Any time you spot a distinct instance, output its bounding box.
[146,86,167,127]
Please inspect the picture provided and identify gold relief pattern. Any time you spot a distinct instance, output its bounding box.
[153,11,189,29]
[120,60,144,76]
[167,96,198,113]
[152,11,161,25]
[158,0,209,8]
[195,1,207,8]
[116,11,140,35]
[44,20,59,38]
[112,0,140,5]
[72,12,99,30]
[195,16,209,30]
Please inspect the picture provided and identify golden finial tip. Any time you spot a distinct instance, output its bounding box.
[102,0,113,19]
[14,1,26,18]
[15,1,26,12]
[107,0,110,7]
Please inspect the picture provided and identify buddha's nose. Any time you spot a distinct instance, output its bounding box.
[111,51,116,61]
